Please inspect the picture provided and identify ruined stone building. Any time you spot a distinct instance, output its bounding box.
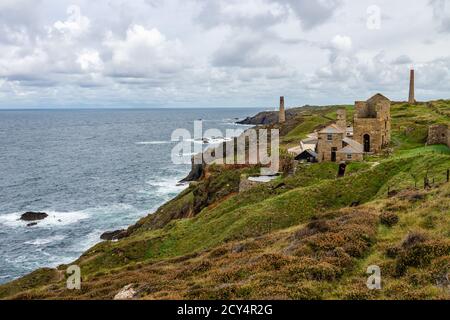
[353,93,391,154]
[427,124,450,147]
[289,93,392,163]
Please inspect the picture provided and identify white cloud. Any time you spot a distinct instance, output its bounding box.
[77,49,103,72]
[104,24,186,78]
[0,0,449,108]
[331,35,352,52]
[52,5,90,39]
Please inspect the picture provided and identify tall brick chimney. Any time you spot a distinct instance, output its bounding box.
[279,96,286,124]
[408,69,415,104]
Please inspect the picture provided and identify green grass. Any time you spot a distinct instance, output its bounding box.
[390,101,450,150]
[70,150,450,277]
[282,115,329,144]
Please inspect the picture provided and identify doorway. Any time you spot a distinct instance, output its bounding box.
[363,134,371,152]
[331,147,337,162]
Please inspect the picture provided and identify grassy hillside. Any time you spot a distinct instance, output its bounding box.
[1,100,449,300]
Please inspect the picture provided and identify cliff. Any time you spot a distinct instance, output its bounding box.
[1,100,450,300]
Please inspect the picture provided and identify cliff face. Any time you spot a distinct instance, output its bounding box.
[2,100,450,300]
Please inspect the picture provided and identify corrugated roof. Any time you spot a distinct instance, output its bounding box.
[342,137,364,153]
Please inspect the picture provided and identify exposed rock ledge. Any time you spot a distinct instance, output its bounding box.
[236,107,304,125]
[100,229,128,241]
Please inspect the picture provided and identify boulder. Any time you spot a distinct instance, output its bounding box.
[114,284,137,300]
[100,229,127,241]
[20,212,48,221]
[27,222,38,227]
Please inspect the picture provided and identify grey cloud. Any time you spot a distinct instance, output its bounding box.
[392,55,413,65]
[195,0,286,30]
[273,0,342,30]
[212,37,281,68]
[195,0,341,31]
[429,0,450,32]
[0,0,44,29]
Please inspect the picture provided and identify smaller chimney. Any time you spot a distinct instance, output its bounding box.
[279,96,286,124]
[336,109,347,130]
[408,69,415,104]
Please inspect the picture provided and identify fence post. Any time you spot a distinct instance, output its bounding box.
[447,169,449,183]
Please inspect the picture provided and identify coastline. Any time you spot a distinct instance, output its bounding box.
[0,109,258,285]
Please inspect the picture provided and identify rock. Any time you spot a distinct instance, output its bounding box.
[114,284,137,300]
[20,212,48,221]
[180,154,205,182]
[100,229,127,241]
[27,222,38,227]
[231,243,246,253]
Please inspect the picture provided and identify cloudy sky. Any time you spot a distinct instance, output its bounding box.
[0,0,449,108]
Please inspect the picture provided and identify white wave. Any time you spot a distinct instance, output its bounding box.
[24,235,66,246]
[70,229,105,252]
[135,141,172,145]
[207,137,233,145]
[145,176,188,196]
[183,138,207,145]
[37,210,90,227]
[0,210,90,228]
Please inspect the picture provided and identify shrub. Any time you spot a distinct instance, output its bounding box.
[402,232,428,249]
[380,212,399,227]
[279,150,295,176]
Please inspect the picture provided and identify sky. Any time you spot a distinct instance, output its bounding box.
[0,0,449,109]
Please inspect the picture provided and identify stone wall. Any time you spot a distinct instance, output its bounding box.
[427,124,450,147]
[336,153,363,163]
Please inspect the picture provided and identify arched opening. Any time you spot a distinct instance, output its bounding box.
[363,134,371,152]
[338,162,347,177]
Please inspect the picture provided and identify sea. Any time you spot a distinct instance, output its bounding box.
[0,108,260,284]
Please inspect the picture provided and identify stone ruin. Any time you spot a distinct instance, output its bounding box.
[427,124,450,147]
[353,93,391,154]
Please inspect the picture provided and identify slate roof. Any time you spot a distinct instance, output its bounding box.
[318,124,345,134]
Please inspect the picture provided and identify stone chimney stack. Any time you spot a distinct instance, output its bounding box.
[336,108,347,130]
[279,96,286,124]
[408,69,415,104]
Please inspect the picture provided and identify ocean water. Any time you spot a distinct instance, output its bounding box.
[0,108,258,284]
